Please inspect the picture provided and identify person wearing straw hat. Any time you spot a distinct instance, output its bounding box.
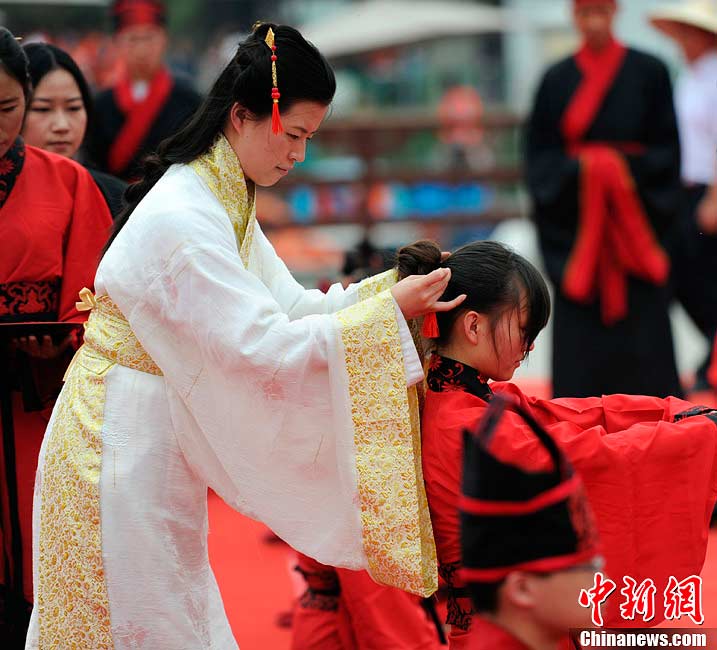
[525,0,683,399]
[650,0,717,395]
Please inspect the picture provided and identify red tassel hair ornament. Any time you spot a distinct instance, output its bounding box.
[264,28,284,135]
[422,312,440,338]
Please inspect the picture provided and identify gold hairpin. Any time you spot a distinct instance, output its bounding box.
[264,27,283,135]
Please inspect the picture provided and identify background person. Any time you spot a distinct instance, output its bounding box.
[86,0,202,180]
[22,42,126,218]
[525,0,682,398]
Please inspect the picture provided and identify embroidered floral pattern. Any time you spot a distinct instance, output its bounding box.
[357,268,398,302]
[37,293,163,647]
[298,589,340,612]
[426,355,492,400]
[81,296,162,377]
[189,135,256,267]
[0,279,59,321]
[438,561,476,631]
[0,137,25,209]
[337,289,437,597]
[37,338,113,648]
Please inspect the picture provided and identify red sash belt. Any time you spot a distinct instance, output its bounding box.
[108,67,173,176]
[560,39,668,324]
[562,144,669,324]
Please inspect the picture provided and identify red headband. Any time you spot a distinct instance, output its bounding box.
[574,0,616,5]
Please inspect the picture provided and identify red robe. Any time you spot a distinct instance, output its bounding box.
[422,355,717,644]
[291,552,442,650]
[0,139,112,605]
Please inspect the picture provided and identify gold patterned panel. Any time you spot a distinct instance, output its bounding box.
[189,135,256,266]
[37,348,113,648]
[336,289,438,597]
[37,294,162,647]
[81,296,162,376]
[357,269,398,302]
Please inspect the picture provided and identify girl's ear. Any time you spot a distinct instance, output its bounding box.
[462,311,485,345]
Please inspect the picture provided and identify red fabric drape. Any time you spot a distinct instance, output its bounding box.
[108,68,173,176]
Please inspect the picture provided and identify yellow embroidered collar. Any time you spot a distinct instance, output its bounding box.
[189,134,256,266]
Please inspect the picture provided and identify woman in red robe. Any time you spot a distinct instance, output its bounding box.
[0,29,112,644]
[394,240,717,648]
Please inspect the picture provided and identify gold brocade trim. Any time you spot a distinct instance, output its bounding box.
[357,269,398,302]
[37,295,162,647]
[336,289,438,597]
[82,296,162,376]
[37,347,113,648]
[189,134,256,266]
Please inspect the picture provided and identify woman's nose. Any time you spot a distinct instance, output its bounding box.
[51,110,70,132]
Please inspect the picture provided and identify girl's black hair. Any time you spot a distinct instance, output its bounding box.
[0,27,31,100]
[104,22,336,253]
[23,42,94,137]
[396,240,551,352]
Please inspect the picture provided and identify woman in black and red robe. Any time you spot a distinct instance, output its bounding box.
[394,240,717,648]
[0,30,112,644]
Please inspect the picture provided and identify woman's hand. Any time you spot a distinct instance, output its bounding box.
[13,334,74,360]
[391,268,466,320]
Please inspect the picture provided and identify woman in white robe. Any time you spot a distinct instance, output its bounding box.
[25,23,465,650]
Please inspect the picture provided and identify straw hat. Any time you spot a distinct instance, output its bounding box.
[649,0,717,36]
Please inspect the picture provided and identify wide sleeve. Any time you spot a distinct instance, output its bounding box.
[494,382,698,432]
[107,211,436,597]
[486,393,717,627]
[59,166,113,322]
[524,70,580,217]
[253,226,423,385]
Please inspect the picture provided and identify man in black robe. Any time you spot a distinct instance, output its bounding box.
[525,0,682,398]
[87,0,202,180]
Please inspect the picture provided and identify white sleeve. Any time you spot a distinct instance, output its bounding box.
[102,203,436,596]
[255,226,423,386]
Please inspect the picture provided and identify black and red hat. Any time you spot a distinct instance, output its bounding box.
[111,0,166,33]
[459,395,602,587]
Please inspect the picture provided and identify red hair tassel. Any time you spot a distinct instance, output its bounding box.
[422,312,440,338]
[271,89,283,135]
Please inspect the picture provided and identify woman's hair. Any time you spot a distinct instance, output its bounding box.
[0,27,31,100]
[104,22,336,252]
[396,240,551,351]
[23,42,94,132]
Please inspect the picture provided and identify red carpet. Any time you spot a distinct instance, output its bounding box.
[208,491,295,650]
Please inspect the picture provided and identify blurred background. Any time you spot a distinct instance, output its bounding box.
[8,0,695,386]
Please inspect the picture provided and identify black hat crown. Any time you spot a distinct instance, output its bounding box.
[460,395,601,585]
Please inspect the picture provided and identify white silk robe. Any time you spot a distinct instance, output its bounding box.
[25,137,437,650]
